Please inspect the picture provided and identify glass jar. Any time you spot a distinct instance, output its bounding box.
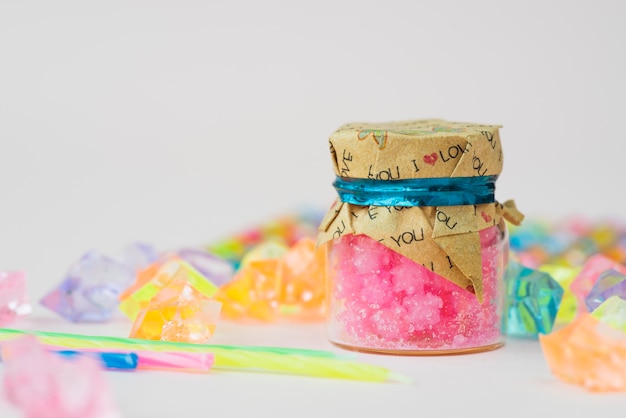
[318,119,522,355]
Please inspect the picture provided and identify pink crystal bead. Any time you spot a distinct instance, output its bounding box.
[2,336,120,418]
[0,271,31,326]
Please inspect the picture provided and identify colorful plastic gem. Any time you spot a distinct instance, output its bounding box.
[176,247,235,286]
[119,258,219,320]
[118,258,164,302]
[215,258,281,321]
[591,295,626,331]
[120,249,233,304]
[585,269,626,313]
[119,257,217,320]
[214,237,327,322]
[508,218,626,269]
[503,261,563,338]
[206,210,322,269]
[540,297,626,392]
[509,221,572,268]
[40,251,135,322]
[213,240,286,321]
[605,234,626,265]
[119,241,158,272]
[537,264,580,325]
[2,335,121,418]
[570,254,626,316]
[0,271,31,326]
[240,241,288,266]
[278,237,326,320]
[129,277,222,343]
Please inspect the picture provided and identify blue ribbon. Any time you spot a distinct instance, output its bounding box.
[333,175,497,207]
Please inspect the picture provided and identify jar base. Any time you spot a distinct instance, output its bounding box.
[330,340,505,356]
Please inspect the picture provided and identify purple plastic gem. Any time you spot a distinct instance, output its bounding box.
[0,271,32,326]
[177,247,235,286]
[40,251,135,322]
[119,242,159,271]
[585,269,626,312]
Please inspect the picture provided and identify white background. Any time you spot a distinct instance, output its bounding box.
[1,1,626,417]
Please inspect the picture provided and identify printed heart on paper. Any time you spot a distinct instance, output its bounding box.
[423,153,438,165]
[481,211,492,223]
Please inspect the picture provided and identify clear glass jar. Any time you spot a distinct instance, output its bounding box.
[325,218,509,354]
[318,119,521,355]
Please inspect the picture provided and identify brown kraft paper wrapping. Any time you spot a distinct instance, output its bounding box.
[318,119,524,302]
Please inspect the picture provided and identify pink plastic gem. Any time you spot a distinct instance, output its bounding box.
[570,254,626,316]
[2,336,120,418]
[0,271,31,326]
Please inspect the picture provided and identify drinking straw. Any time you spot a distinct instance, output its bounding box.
[0,328,410,383]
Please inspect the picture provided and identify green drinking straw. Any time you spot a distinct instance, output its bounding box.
[0,328,411,383]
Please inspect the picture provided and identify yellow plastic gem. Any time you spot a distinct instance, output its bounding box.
[129,277,222,343]
[538,264,580,325]
[118,258,165,302]
[214,259,281,322]
[278,238,327,321]
[119,258,218,321]
[214,237,327,322]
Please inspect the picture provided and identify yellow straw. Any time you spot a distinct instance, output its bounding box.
[0,328,411,383]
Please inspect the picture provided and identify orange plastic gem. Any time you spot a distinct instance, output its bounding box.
[129,277,222,343]
[214,259,281,322]
[214,237,327,322]
[278,238,327,321]
[119,258,218,321]
[118,258,167,302]
[540,313,626,392]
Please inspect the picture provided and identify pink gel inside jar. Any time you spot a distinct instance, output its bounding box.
[326,221,508,354]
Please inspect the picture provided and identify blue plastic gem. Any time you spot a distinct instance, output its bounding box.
[40,251,135,322]
[503,261,564,338]
[585,269,626,312]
